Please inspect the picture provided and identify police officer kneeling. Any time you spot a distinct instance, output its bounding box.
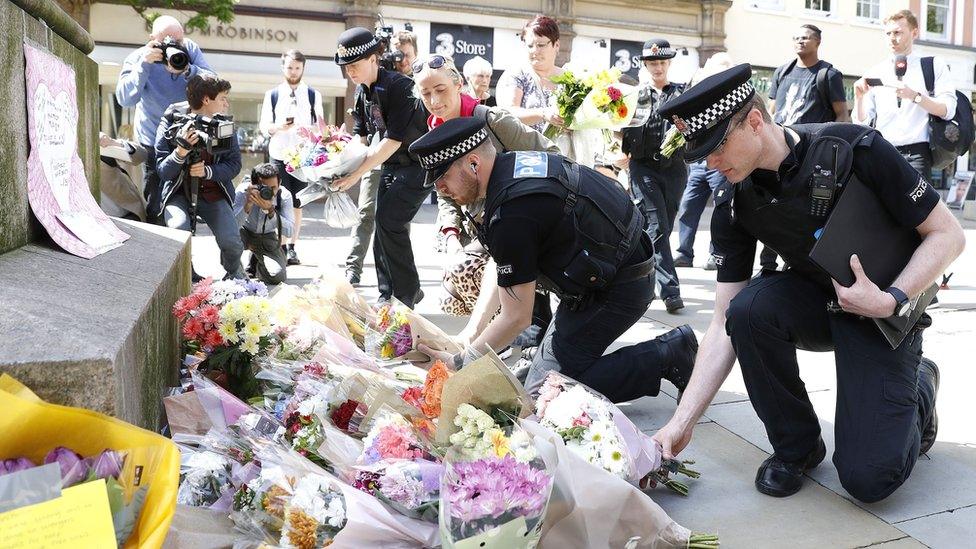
[652,64,966,503]
[408,117,699,404]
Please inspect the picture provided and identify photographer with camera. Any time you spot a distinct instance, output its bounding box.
[332,27,431,308]
[156,73,244,280]
[234,163,294,285]
[116,15,212,223]
[391,30,418,76]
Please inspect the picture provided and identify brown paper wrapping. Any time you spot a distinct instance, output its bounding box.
[402,309,463,363]
[162,392,213,438]
[434,352,531,444]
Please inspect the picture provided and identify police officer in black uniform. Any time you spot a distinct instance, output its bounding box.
[332,28,430,308]
[407,117,699,403]
[653,64,965,503]
[622,38,687,314]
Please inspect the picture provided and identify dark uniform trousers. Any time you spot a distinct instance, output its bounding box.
[374,163,429,307]
[629,158,686,301]
[727,270,934,503]
[525,274,670,403]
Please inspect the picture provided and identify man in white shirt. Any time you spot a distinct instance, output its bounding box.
[259,49,325,266]
[853,9,957,182]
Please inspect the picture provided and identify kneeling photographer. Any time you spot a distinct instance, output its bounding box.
[155,73,244,280]
[234,163,294,285]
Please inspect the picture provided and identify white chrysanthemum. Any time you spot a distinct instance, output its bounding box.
[241,338,260,355]
[218,321,239,343]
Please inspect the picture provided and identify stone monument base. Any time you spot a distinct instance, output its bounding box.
[0,220,190,429]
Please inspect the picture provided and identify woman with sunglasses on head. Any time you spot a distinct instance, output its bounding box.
[496,14,603,168]
[413,54,559,368]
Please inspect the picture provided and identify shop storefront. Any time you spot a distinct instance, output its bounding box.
[88,3,348,174]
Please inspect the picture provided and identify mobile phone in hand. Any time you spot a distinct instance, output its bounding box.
[285,116,294,125]
[865,78,884,87]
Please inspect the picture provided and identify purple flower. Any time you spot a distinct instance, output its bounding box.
[91,449,124,480]
[444,455,551,524]
[44,447,88,487]
[0,457,35,476]
[391,325,413,357]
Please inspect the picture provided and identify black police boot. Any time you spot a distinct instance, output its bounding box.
[665,296,685,314]
[658,325,698,397]
[918,357,940,455]
[755,438,827,498]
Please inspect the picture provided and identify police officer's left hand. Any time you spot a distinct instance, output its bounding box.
[831,254,897,318]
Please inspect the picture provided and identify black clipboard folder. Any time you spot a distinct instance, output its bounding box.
[809,176,938,349]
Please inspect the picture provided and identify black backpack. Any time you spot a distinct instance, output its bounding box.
[921,57,975,170]
[773,59,835,121]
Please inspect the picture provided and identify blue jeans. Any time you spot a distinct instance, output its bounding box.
[165,193,245,279]
[676,160,727,261]
[525,276,669,403]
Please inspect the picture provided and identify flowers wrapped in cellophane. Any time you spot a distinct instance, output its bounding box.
[544,68,639,138]
[440,408,553,548]
[535,371,700,495]
[280,125,366,184]
[366,299,463,363]
[231,445,439,548]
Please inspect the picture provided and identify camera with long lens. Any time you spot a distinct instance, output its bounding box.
[374,16,411,72]
[165,112,235,156]
[154,37,190,72]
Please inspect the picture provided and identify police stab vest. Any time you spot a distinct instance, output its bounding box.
[481,152,650,297]
[719,123,876,291]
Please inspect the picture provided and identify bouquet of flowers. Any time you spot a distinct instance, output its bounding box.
[660,125,686,159]
[366,300,463,362]
[401,359,451,422]
[440,411,553,548]
[232,459,348,548]
[372,459,443,522]
[176,449,234,508]
[174,278,276,399]
[358,409,434,465]
[544,68,638,138]
[1,446,152,546]
[535,371,700,494]
[233,446,440,547]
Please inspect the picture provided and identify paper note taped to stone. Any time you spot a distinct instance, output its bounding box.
[24,41,128,258]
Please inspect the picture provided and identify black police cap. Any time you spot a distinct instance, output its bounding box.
[641,38,677,60]
[335,27,380,66]
[658,63,756,162]
[408,117,489,186]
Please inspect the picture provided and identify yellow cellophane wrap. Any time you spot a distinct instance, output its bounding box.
[0,374,180,549]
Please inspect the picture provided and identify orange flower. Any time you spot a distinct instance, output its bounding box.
[420,360,451,419]
[616,104,628,119]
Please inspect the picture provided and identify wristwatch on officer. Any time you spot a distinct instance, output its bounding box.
[885,286,911,317]
[913,92,923,104]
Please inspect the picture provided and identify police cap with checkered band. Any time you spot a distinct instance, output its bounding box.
[335,27,381,66]
[658,63,756,162]
[408,117,489,186]
[640,38,677,60]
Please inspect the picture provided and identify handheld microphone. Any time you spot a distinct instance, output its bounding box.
[894,55,908,107]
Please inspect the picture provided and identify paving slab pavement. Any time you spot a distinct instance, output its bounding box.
[188,201,976,548]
